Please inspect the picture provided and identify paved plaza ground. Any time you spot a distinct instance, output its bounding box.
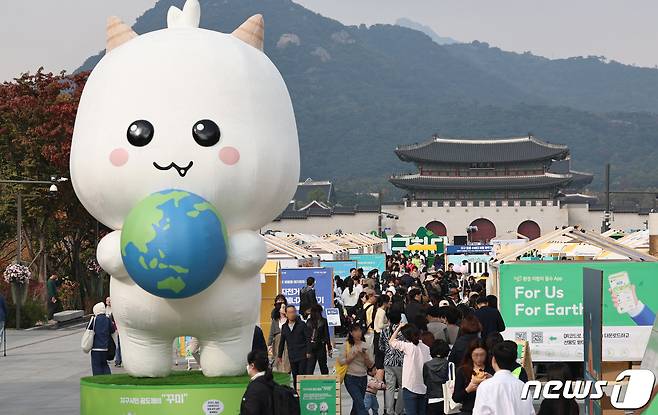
[0,326,375,415]
[1,326,570,415]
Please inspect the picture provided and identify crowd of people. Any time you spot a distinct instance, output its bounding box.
[81,251,579,415]
[264,251,576,415]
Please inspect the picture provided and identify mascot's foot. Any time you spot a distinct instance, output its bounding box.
[120,333,173,378]
[199,327,253,376]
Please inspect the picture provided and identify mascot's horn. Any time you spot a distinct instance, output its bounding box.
[106,16,137,52]
[232,14,264,51]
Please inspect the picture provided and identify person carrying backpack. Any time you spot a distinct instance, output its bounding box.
[241,350,301,415]
[241,350,275,414]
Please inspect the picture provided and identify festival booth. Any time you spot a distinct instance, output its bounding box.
[491,232,528,258]
[263,234,320,268]
[355,233,387,253]
[490,226,658,364]
[595,229,649,260]
[323,233,385,255]
[285,233,350,261]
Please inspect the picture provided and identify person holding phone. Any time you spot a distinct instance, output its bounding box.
[339,325,373,415]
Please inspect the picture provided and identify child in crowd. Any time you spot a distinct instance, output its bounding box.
[423,339,451,415]
[364,367,386,414]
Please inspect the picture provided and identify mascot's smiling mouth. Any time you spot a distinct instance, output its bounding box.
[153,161,194,177]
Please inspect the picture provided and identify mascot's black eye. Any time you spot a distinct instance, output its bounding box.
[192,119,221,147]
[127,120,154,147]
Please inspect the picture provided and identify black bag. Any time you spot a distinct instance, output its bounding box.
[107,336,116,361]
[272,383,300,415]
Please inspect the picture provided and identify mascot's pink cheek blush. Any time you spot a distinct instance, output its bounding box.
[219,146,240,165]
[109,148,129,166]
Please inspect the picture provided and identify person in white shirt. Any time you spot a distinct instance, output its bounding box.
[473,340,536,415]
[389,323,432,415]
[341,279,363,310]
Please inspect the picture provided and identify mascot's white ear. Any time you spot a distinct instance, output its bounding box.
[232,14,264,51]
[168,0,201,28]
[106,16,137,52]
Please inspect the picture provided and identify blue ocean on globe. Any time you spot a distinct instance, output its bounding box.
[120,189,228,298]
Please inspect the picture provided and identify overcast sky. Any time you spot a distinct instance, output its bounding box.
[1,0,657,81]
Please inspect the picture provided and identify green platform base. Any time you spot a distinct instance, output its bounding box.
[80,371,291,415]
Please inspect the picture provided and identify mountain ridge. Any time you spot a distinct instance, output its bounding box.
[78,0,658,191]
[395,17,458,45]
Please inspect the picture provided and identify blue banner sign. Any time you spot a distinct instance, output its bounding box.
[280,267,334,335]
[280,268,334,311]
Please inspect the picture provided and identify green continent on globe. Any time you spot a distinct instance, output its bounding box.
[157,276,186,294]
[122,190,225,295]
[187,201,219,218]
[121,190,190,256]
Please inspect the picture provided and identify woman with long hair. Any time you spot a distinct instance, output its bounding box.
[339,325,373,415]
[452,340,494,415]
[341,278,362,315]
[306,304,332,374]
[268,300,290,373]
[350,291,369,329]
[373,295,390,370]
[270,294,287,321]
[448,314,482,366]
[388,323,432,415]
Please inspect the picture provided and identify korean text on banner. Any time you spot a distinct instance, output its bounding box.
[498,262,658,362]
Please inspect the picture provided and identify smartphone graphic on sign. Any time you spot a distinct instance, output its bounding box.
[609,271,638,314]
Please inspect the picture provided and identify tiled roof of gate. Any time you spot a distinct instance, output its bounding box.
[395,135,569,164]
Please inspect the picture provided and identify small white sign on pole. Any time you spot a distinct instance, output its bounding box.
[326,308,341,327]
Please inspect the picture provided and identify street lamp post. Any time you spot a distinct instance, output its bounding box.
[0,177,67,329]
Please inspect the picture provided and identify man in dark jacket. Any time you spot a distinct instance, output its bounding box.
[473,296,506,339]
[277,305,310,389]
[241,350,274,415]
[299,277,318,318]
[405,288,423,325]
[47,274,61,320]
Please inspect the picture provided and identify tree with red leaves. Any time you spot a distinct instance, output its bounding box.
[0,68,107,313]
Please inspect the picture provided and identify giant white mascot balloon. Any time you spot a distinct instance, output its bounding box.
[70,0,299,377]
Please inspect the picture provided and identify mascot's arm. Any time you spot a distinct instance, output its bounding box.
[97,230,130,279]
[225,230,267,276]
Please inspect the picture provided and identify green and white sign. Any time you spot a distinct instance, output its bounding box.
[299,377,337,415]
[80,372,291,415]
[499,262,658,362]
[81,383,241,414]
